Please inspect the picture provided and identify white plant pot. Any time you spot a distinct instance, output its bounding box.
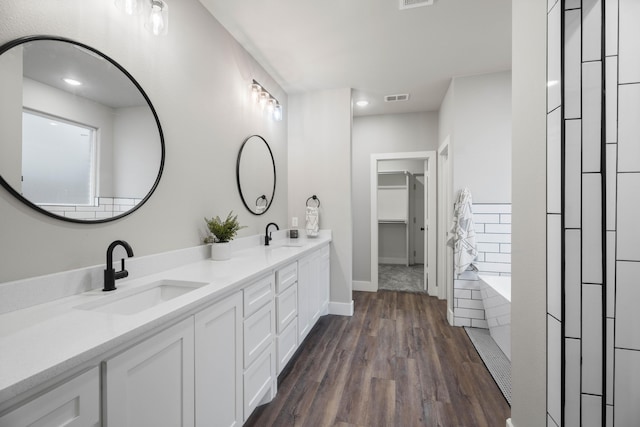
[210,242,231,261]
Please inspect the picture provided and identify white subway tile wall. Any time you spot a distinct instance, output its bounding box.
[549,0,640,423]
[472,204,511,277]
[39,197,142,220]
[453,274,486,328]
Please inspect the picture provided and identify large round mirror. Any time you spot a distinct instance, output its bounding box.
[0,36,164,223]
[236,135,276,215]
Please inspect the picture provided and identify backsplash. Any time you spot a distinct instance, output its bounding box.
[0,230,291,315]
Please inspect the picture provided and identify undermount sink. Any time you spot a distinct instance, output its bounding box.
[75,279,208,315]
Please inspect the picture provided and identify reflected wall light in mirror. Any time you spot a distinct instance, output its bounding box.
[236,135,276,216]
[0,35,165,223]
[250,80,282,121]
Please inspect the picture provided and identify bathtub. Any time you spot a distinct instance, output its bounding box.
[479,275,511,360]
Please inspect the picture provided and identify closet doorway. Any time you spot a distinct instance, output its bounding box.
[370,151,437,295]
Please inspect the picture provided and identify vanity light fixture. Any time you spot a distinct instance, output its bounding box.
[273,104,283,121]
[116,0,169,36]
[251,83,262,102]
[251,79,283,121]
[147,0,169,36]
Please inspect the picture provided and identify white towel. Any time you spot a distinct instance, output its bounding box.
[447,188,477,275]
[305,206,319,237]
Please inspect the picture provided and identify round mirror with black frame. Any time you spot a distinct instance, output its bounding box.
[0,35,165,223]
[236,135,276,216]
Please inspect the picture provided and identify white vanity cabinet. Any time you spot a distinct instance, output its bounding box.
[195,291,243,427]
[275,262,298,374]
[298,244,331,343]
[242,274,276,421]
[0,367,100,427]
[104,318,195,427]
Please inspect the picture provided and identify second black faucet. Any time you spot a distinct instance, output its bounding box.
[264,223,279,246]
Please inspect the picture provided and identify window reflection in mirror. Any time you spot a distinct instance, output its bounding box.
[22,111,97,206]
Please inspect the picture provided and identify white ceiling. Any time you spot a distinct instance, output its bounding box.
[198,0,512,116]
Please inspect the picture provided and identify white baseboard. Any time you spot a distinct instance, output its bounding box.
[353,280,377,292]
[329,300,354,316]
[378,257,406,265]
[506,418,514,427]
[447,308,455,326]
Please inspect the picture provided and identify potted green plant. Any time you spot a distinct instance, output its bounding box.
[204,211,246,260]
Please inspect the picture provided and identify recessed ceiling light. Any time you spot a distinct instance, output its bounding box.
[63,78,82,86]
[356,100,369,107]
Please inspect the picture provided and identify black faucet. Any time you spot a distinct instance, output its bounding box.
[264,222,279,246]
[104,240,134,292]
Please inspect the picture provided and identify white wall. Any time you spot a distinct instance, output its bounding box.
[113,106,161,198]
[439,71,512,204]
[352,112,438,283]
[0,0,287,283]
[288,88,353,308]
[511,0,547,425]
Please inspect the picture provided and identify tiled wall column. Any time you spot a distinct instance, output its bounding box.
[548,0,640,425]
[613,0,640,425]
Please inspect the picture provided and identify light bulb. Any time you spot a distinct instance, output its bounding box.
[273,104,283,121]
[267,98,276,113]
[147,0,168,36]
[251,83,262,103]
[259,92,269,108]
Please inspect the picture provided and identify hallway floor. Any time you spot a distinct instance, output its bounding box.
[245,291,510,427]
[378,263,425,293]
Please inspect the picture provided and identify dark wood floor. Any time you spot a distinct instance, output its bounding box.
[245,291,511,427]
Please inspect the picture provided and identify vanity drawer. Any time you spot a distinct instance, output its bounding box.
[276,262,298,293]
[243,346,274,420]
[276,319,298,374]
[244,302,274,369]
[276,283,297,333]
[244,274,274,317]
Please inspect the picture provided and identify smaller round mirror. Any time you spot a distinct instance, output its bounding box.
[236,135,276,215]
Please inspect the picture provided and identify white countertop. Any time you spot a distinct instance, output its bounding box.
[0,233,331,406]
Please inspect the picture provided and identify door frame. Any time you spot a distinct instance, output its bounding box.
[370,151,437,295]
[437,138,454,323]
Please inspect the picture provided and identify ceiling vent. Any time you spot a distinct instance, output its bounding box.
[385,94,410,102]
[399,0,434,10]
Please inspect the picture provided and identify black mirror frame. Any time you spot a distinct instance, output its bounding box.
[236,135,276,216]
[0,35,165,224]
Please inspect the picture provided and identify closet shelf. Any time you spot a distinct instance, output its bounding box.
[377,185,407,190]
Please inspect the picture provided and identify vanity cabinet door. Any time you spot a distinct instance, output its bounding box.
[297,254,312,342]
[195,292,243,427]
[0,367,100,427]
[319,245,330,315]
[104,318,195,427]
[298,245,331,343]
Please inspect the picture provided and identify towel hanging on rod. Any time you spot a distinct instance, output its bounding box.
[305,195,320,237]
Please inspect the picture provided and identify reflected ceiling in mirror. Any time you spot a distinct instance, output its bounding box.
[236,135,276,215]
[0,36,165,223]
